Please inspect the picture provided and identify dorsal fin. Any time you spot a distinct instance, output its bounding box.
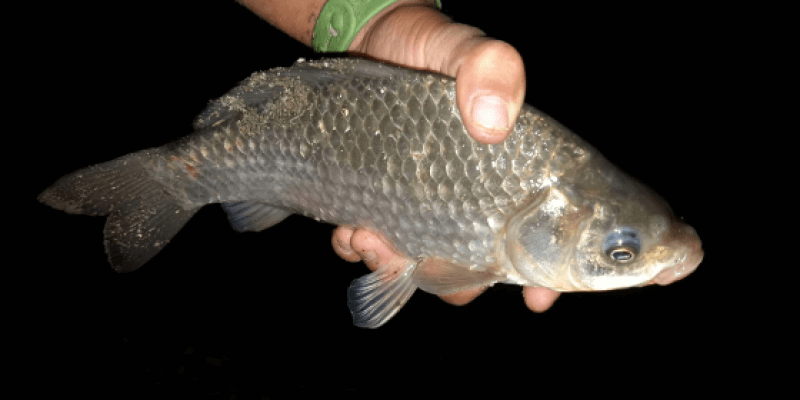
[191,80,283,130]
[192,57,444,130]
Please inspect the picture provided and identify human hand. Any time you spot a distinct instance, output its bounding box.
[332,0,560,312]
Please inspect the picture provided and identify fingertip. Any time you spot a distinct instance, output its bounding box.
[523,287,560,313]
[332,226,361,262]
[455,40,525,144]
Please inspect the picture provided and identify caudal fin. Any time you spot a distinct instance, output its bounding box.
[38,150,199,272]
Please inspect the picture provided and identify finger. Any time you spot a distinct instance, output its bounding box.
[522,287,560,312]
[349,229,405,273]
[331,226,361,262]
[454,40,525,144]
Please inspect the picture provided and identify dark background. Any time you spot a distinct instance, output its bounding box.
[27,1,735,397]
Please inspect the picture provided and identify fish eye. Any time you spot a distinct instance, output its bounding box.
[604,228,641,263]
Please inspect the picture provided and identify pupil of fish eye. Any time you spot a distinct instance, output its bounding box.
[609,248,634,262]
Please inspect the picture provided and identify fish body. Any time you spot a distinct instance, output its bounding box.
[39,58,702,327]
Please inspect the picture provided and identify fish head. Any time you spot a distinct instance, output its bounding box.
[505,156,702,292]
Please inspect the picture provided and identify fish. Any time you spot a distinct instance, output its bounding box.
[38,58,703,328]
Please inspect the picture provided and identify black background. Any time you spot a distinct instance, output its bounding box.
[26,1,736,397]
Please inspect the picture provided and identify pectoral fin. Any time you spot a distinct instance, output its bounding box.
[346,256,504,328]
[347,259,418,329]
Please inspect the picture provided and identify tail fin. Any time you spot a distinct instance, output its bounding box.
[38,150,199,272]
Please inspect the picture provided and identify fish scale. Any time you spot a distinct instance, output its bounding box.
[39,58,703,328]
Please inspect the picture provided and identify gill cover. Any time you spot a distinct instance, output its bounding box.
[505,186,592,290]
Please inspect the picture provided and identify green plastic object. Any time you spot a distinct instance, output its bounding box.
[313,0,441,52]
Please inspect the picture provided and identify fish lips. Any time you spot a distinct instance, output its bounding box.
[649,222,703,286]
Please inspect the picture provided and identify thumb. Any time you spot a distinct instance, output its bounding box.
[454,40,526,144]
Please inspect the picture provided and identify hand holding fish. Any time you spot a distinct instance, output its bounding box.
[335,2,562,312]
[240,0,560,312]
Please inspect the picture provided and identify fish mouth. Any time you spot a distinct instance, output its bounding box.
[650,222,703,286]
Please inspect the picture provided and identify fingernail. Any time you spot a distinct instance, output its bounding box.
[471,95,510,132]
[334,236,351,254]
